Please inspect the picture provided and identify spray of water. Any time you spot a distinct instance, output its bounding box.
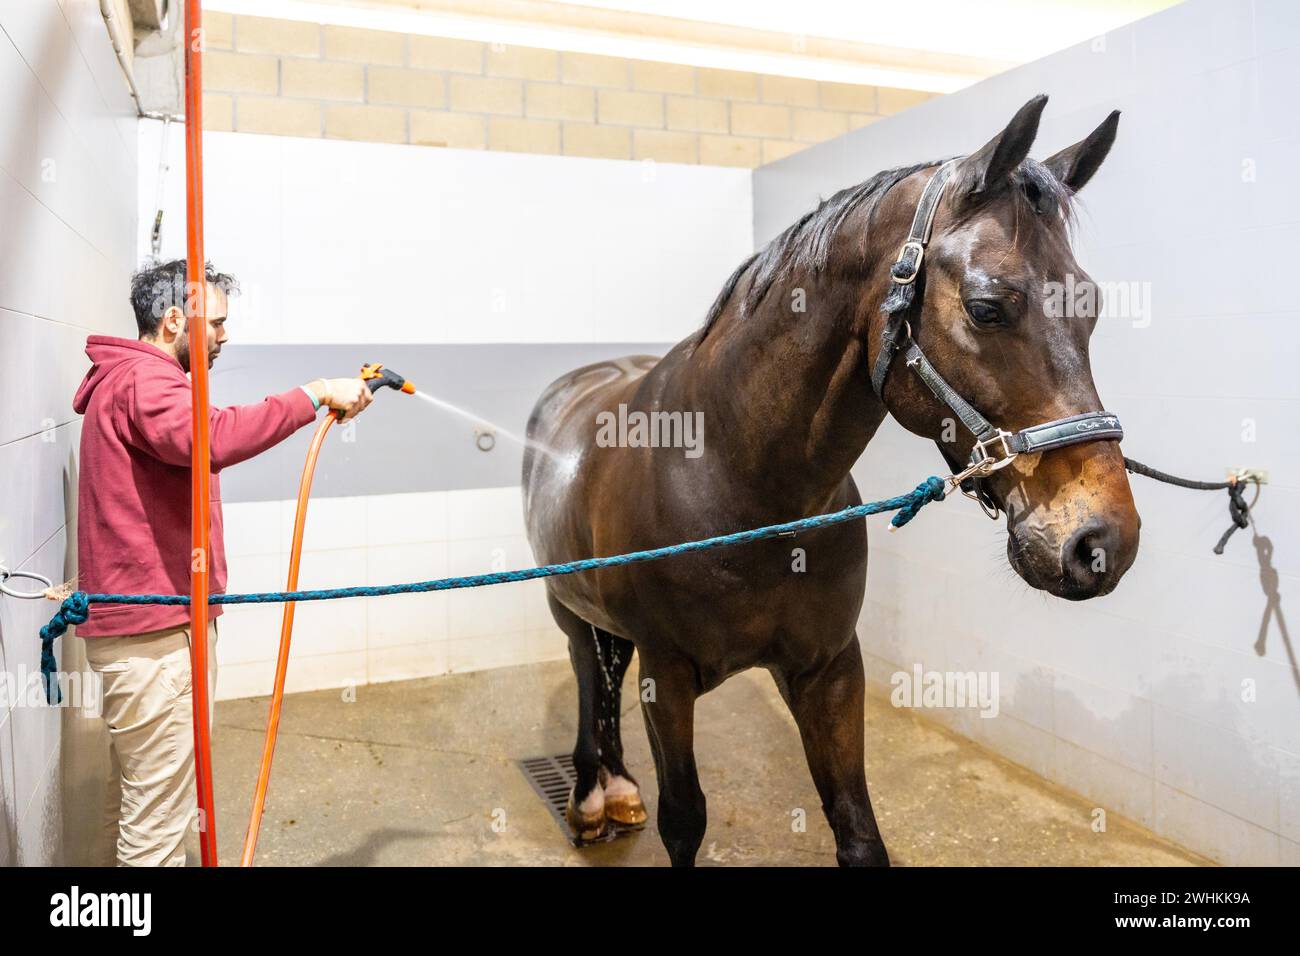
[411,390,571,466]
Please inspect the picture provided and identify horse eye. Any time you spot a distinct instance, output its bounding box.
[965,299,1004,326]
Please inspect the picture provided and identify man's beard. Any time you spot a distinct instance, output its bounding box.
[175,338,218,373]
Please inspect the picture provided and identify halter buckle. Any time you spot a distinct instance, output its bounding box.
[891,241,925,285]
[946,430,1019,490]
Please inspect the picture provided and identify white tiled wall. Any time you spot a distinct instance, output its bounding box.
[219,486,565,700]
[0,0,138,865]
[757,0,1300,865]
[138,122,754,345]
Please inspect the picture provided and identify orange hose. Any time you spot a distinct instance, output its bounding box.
[184,0,218,867]
[240,413,334,866]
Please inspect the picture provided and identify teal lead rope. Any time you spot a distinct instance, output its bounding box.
[38,476,946,704]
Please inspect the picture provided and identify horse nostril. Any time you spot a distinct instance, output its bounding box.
[1062,518,1118,593]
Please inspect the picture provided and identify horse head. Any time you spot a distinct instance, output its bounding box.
[866,96,1140,599]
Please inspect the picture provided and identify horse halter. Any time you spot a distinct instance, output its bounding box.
[871,159,1125,519]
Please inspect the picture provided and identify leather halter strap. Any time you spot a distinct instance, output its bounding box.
[869,160,1125,508]
[870,159,960,398]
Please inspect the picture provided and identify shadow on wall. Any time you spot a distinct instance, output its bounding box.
[1250,524,1295,692]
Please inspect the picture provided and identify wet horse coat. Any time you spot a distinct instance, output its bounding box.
[523,96,1140,865]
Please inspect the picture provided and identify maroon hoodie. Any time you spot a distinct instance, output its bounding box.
[72,336,317,636]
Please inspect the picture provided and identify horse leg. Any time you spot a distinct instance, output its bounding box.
[546,590,607,841]
[591,630,648,827]
[638,649,706,866]
[779,637,890,866]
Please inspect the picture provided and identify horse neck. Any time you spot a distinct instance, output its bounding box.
[680,270,888,514]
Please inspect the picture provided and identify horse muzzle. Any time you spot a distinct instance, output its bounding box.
[1003,452,1141,600]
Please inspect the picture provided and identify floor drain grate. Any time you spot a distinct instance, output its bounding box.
[517,754,641,847]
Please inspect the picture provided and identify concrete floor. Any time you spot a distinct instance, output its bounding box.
[212,659,1208,866]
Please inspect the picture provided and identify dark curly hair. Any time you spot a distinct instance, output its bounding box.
[129,259,239,337]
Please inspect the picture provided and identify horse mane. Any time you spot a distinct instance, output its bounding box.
[698,156,1075,339]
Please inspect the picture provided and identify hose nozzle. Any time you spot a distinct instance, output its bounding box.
[360,363,416,395]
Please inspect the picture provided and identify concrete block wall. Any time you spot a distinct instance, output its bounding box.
[197,12,934,166]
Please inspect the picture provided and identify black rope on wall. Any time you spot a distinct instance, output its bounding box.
[1124,456,1257,555]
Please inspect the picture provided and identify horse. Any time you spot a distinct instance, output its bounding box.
[521,95,1141,866]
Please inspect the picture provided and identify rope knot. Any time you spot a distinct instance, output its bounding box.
[1227,483,1249,528]
[890,476,947,530]
[37,591,90,704]
[64,591,90,624]
[1213,482,1252,555]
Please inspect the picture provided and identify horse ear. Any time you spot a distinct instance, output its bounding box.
[1044,110,1120,193]
[960,94,1048,198]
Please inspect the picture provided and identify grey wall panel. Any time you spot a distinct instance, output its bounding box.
[209,342,673,502]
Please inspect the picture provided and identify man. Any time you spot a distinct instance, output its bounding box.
[72,259,372,866]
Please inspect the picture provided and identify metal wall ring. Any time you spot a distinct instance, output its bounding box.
[0,566,54,600]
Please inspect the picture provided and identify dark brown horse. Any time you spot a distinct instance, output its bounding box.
[522,96,1140,866]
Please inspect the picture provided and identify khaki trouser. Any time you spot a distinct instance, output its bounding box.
[83,620,218,867]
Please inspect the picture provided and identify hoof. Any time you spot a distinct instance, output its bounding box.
[604,791,647,827]
[565,790,607,842]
